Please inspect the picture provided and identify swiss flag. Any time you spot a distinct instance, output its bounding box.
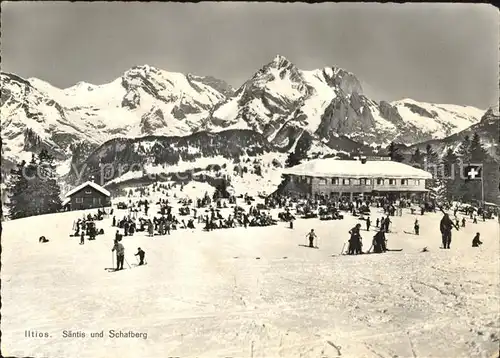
[463,164,483,181]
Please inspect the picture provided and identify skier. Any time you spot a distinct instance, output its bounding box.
[384,215,391,233]
[414,219,420,235]
[306,229,317,248]
[112,216,116,227]
[462,217,466,227]
[111,238,125,271]
[375,218,380,228]
[372,227,387,253]
[80,230,85,245]
[115,230,121,241]
[472,233,482,247]
[348,223,363,255]
[134,247,146,265]
[366,217,371,231]
[440,213,456,249]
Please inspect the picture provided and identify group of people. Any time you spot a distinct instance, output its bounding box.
[111,234,146,271]
[72,215,104,244]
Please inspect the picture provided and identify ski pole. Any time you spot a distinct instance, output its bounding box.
[125,258,131,269]
[112,252,114,269]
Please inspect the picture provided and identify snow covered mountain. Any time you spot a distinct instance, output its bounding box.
[1,55,486,182]
[204,55,484,148]
[1,66,234,169]
[403,107,500,161]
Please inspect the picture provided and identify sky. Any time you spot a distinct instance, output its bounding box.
[1,2,498,109]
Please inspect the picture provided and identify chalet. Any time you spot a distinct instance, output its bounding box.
[64,181,111,211]
[280,157,433,201]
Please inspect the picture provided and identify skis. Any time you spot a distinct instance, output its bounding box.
[386,248,403,252]
[106,268,127,272]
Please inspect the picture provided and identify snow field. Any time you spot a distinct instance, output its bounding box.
[1,202,499,358]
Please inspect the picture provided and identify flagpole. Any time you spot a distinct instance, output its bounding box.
[481,174,484,208]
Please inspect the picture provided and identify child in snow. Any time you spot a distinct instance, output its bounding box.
[414,219,420,235]
[135,247,146,265]
[306,229,317,248]
[472,233,483,247]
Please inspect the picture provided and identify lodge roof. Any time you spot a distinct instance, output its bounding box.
[282,159,433,179]
[65,181,111,198]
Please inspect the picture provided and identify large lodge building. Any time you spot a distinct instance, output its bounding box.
[281,157,433,200]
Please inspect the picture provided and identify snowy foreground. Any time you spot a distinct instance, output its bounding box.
[2,206,500,358]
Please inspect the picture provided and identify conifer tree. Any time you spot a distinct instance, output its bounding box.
[440,148,460,201]
[388,142,404,162]
[424,144,440,193]
[7,150,62,219]
[410,147,425,168]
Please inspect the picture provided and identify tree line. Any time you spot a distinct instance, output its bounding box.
[7,149,62,219]
[387,132,498,204]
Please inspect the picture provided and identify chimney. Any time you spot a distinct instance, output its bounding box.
[360,156,367,164]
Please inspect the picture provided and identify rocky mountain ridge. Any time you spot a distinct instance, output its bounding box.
[1,55,487,183]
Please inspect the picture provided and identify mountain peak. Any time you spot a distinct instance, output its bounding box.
[270,54,292,68]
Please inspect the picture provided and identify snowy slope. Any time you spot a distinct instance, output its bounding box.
[391,99,484,139]
[2,201,499,358]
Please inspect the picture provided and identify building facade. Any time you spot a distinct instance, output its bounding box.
[281,158,432,200]
[65,182,111,211]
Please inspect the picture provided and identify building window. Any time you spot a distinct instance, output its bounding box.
[401,179,407,185]
[85,190,92,194]
[352,179,360,185]
[389,179,395,185]
[366,179,372,185]
[319,178,327,185]
[376,178,383,185]
[415,180,420,186]
[76,197,83,203]
[343,179,350,185]
[331,178,339,185]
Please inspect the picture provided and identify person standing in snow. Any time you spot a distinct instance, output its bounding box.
[112,238,125,270]
[134,247,146,265]
[414,219,420,235]
[440,213,457,249]
[80,230,85,245]
[348,224,363,255]
[372,227,387,253]
[461,217,466,227]
[366,217,371,231]
[384,215,392,233]
[306,229,317,248]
